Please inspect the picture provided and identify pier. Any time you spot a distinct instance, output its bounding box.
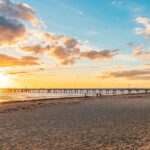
[0,88,150,96]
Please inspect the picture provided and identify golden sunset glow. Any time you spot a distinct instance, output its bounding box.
[0,0,149,88]
[0,74,11,88]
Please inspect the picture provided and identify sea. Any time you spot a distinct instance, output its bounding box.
[0,89,144,103]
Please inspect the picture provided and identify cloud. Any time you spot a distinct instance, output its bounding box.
[132,45,150,62]
[80,50,118,60]
[136,17,149,25]
[51,46,79,59]
[144,64,150,67]
[4,71,29,75]
[0,0,119,66]
[0,53,40,67]
[21,43,80,65]
[0,0,41,25]
[21,44,50,54]
[44,32,79,48]
[0,16,26,45]
[0,0,42,46]
[63,38,79,48]
[44,32,64,42]
[21,38,118,65]
[100,69,150,80]
[133,45,144,56]
[135,17,150,35]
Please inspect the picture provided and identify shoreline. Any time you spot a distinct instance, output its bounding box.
[0,96,87,105]
[0,92,149,105]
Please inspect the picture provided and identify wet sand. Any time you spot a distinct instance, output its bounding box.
[0,94,150,150]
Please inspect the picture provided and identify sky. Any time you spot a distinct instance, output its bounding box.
[0,0,150,88]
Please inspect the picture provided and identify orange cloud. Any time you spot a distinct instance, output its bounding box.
[132,45,150,62]
[0,54,40,67]
[100,69,150,80]
[4,71,29,75]
[133,45,144,56]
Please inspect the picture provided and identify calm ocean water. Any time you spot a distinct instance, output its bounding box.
[0,90,142,103]
[0,93,85,103]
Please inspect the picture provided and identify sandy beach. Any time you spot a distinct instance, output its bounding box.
[0,94,150,150]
